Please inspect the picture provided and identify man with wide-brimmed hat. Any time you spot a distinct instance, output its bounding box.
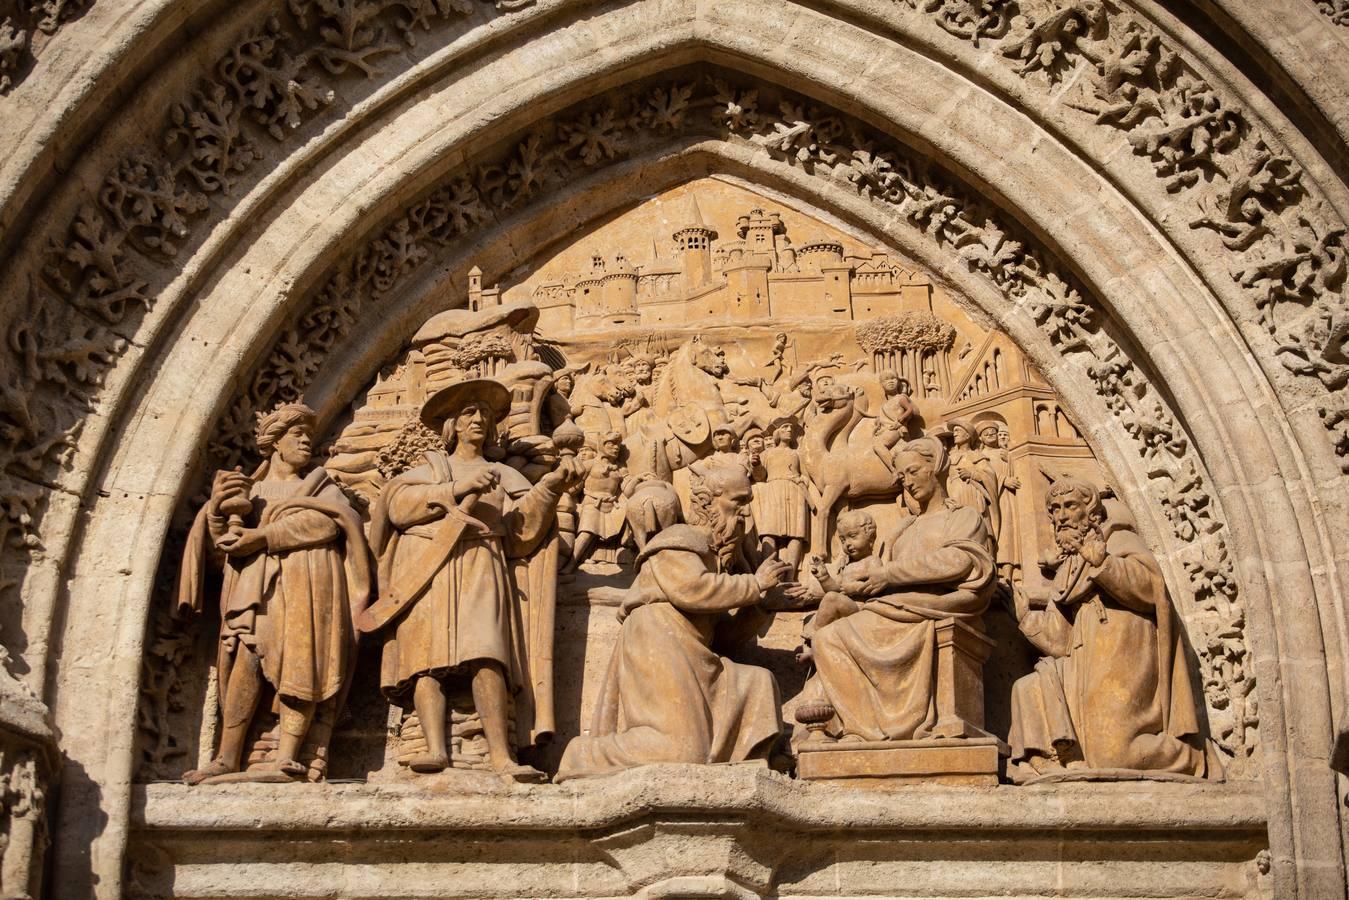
[366,378,585,779]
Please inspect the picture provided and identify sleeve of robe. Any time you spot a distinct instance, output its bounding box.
[645,548,762,614]
[502,477,562,558]
[263,509,340,553]
[383,472,454,529]
[881,507,993,591]
[1086,531,1163,615]
[1017,601,1075,658]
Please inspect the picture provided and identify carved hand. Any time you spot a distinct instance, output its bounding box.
[542,455,590,492]
[454,468,498,499]
[755,556,792,592]
[216,527,266,557]
[841,557,890,598]
[1079,534,1108,567]
[1005,476,1021,491]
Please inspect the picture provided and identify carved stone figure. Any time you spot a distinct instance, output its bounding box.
[555,466,791,780]
[363,379,584,780]
[178,403,371,784]
[945,418,1000,539]
[563,432,632,574]
[1007,479,1212,782]
[876,369,916,438]
[977,417,1020,576]
[752,417,810,575]
[801,436,996,742]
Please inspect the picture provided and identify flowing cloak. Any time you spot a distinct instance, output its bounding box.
[808,505,995,741]
[367,450,560,747]
[556,525,782,780]
[948,448,1000,538]
[176,468,371,705]
[1008,523,1206,774]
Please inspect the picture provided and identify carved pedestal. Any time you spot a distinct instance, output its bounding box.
[796,737,1003,787]
[798,617,1006,787]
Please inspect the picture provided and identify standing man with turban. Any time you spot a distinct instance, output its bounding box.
[178,403,371,783]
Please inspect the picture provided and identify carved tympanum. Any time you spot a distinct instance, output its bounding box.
[157,187,1235,789]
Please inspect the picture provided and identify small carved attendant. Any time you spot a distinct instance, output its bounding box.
[875,369,915,438]
[1007,480,1212,782]
[178,403,371,784]
[556,467,791,780]
[563,432,633,574]
[946,419,1001,538]
[753,417,810,575]
[364,379,585,780]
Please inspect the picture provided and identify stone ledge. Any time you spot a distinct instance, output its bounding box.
[133,763,1267,834]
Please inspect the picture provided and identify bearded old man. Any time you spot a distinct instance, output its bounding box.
[178,403,371,783]
[365,379,585,780]
[1007,479,1211,782]
[556,466,792,780]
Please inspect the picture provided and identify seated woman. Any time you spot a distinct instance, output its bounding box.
[804,436,996,742]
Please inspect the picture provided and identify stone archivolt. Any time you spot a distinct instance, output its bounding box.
[0,0,1345,897]
[180,72,1252,769]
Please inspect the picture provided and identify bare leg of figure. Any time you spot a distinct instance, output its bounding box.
[783,537,806,576]
[410,675,449,772]
[563,532,596,574]
[276,697,316,777]
[185,648,262,783]
[471,660,544,782]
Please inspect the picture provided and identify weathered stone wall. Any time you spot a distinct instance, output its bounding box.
[0,1,1346,897]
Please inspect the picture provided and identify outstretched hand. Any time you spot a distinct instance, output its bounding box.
[755,556,792,593]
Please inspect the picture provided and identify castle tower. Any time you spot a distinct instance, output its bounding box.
[598,253,640,325]
[672,194,717,290]
[736,207,786,264]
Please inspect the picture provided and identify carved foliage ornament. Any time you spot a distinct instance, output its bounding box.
[901,0,1349,471]
[182,67,1253,764]
[0,0,533,597]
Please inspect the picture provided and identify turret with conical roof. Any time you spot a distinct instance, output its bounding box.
[672,194,717,290]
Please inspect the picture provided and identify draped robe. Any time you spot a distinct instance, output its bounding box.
[809,505,995,741]
[556,525,782,779]
[369,450,561,745]
[177,468,370,707]
[1009,524,1207,777]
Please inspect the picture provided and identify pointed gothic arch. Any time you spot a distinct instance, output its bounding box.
[0,3,1345,897]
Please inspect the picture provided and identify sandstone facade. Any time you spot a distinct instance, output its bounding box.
[1,2,1348,898]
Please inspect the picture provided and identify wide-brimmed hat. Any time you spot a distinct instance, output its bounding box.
[420,378,512,431]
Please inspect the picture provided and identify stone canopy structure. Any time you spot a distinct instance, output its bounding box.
[2,1,1349,898]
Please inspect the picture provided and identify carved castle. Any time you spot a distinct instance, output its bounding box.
[530,197,936,332]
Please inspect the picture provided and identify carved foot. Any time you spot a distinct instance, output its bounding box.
[494,762,548,784]
[408,752,450,773]
[183,758,235,785]
[276,757,308,778]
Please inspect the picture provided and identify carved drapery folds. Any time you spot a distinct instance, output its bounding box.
[171,69,1253,768]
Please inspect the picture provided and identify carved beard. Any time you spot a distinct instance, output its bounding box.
[706,503,746,569]
[1054,520,1101,555]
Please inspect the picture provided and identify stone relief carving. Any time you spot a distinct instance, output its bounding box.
[175,404,371,783]
[185,71,1251,765]
[1008,478,1214,783]
[151,188,1235,790]
[0,0,91,93]
[902,0,1349,473]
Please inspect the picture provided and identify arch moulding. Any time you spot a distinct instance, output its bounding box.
[0,1,1346,898]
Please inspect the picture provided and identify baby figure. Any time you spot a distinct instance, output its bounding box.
[794,509,878,663]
